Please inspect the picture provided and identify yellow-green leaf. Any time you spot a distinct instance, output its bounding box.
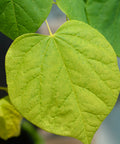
[6,20,120,144]
[0,96,22,140]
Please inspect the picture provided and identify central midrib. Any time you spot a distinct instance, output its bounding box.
[11,0,19,36]
[53,36,89,144]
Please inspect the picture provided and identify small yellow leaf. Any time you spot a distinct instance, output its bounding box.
[0,96,22,140]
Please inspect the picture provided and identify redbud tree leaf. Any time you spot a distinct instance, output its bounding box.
[56,0,120,56]
[0,96,22,140]
[0,0,53,39]
[6,20,120,144]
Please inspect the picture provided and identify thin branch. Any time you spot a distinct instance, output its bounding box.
[52,2,57,5]
[0,87,8,93]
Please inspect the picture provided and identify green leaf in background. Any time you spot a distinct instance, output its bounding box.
[56,0,120,56]
[22,120,45,144]
[56,0,87,22]
[0,0,53,40]
[6,20,120,144]
[0,96,22,140]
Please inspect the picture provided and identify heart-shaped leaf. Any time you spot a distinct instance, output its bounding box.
[0,0,53,39]
[6,20,120,144]
[56,0,120,56]
[0,96,22,140]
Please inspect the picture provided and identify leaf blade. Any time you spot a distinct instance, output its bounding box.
[6,20,120,144]
[0,0,53,39]
[0,96,22,140]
